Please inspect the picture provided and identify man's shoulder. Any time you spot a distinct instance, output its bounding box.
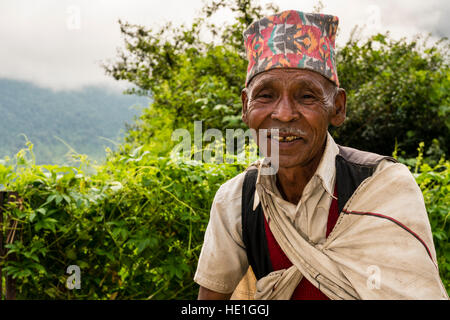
[336,145,397,167]
[214,170,248,203]
[336,145,412,179]
[347,151,422,209]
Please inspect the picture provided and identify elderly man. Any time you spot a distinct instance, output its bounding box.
[194,10,448,300]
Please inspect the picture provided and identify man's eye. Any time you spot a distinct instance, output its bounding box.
[257,93,273,99]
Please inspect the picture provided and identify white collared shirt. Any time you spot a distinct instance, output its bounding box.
[194,133,344,294]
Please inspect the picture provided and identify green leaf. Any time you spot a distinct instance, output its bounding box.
[66,248,77,260]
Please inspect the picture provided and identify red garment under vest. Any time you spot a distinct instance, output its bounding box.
[263,185,339,300]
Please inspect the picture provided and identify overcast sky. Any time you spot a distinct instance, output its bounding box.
[0,0,448,91]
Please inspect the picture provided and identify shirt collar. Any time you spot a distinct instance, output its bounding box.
[315,131,339,197]
[252,132,339,210]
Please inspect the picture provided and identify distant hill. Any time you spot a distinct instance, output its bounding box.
[0,78,149,164]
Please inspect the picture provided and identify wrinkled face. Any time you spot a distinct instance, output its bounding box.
[242,68,346,169]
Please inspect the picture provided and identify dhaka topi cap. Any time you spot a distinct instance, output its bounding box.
[243,10,339,87]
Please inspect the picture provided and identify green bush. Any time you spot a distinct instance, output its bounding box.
[0,145,244,299]
[405,144,450,292]
[334,33,449,158]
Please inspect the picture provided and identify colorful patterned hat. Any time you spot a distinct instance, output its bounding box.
[243,10,340,87]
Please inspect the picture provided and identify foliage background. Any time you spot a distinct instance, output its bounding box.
[0,0,448,299]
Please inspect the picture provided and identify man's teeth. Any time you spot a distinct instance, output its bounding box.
[270,135,302,142]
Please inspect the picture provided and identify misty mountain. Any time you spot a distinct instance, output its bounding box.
[0,78,149,164]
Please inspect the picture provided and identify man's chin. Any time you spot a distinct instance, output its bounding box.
[274,154,315,170]
[275,157,303,170]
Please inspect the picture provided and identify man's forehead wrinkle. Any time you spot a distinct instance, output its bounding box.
[250,77,281,93]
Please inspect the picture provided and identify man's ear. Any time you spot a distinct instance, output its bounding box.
[241,88,249,125]
[330,88,346,127]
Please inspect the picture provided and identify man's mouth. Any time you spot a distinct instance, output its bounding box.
[269,135,303,142]
[266,129,305,143]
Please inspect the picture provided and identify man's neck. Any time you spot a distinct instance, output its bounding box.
[275,144,326,205]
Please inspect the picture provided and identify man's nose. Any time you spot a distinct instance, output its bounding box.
[271,96,300,122]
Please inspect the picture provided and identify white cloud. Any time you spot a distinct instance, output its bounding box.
[0,0,447,91]
[0,0,205,90]
[266,0,447,45]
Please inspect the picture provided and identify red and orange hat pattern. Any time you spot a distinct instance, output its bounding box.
[244,10,339,87]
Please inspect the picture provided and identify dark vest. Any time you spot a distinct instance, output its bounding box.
[241,145,396,299]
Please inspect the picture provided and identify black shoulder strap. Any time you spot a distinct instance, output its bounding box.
[241,169,273,280]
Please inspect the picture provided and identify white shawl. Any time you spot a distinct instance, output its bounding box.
[250,161,448,300]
